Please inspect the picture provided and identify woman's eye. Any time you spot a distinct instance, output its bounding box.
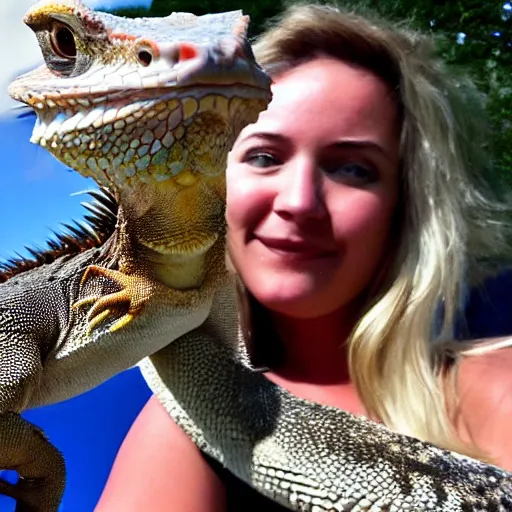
[245,153,279,168]
[325,162,377,184]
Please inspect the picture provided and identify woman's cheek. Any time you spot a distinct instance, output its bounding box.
[330,191,396,240]
[227,173,271,232]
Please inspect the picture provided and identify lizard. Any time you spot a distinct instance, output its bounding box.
[7,1,512,511]
[4,0,271,510]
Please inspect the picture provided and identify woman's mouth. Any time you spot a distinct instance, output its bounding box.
[253,234,336,261]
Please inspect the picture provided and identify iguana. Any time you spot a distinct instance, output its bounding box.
[6,1,512,511]
[4,1,270,510]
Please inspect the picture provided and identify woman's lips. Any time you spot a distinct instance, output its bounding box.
[254,234,336,260]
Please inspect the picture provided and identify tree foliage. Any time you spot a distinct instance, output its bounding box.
[347,0,512,192]
[112,0,511,192]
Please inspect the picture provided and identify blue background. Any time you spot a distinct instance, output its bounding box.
[0,370,151,511]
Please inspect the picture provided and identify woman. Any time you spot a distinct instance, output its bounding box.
[96,4,512,510]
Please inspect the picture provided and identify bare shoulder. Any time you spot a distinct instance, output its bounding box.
[95,395,226,511]
[456,345,512,470]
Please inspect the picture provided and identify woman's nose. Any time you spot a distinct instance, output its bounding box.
[273,157,326,220]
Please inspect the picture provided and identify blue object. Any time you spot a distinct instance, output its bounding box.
[457,267,512,339]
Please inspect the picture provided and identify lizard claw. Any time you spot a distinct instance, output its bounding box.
[73,265,154,334]
[86,308,112,333]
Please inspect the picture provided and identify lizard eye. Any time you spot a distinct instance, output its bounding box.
[50,22,77,59]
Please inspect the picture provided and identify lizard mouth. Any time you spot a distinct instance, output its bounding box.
[18,83,269,189]
[27,84,269,148]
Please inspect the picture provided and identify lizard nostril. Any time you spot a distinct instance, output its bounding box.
[178,43,198,62]
[137,49,153,67]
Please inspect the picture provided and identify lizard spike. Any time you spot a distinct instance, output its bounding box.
[80,190,117,223]
[76,219,101,236]
[72,220,102,245]
[0,188,118,282]
[85,188,116,205]
[53,232,74,246]
[85,191,118,219]
[61,222,88,240]
[82,216,107,236]
[82,212,103,225]
[46,239,61,251]
[24,247,44,260]
[81,202,113,223]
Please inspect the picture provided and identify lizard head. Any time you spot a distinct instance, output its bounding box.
[8,0,271,262]
[9,0,271,187]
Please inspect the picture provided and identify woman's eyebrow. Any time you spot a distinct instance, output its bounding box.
[332,139,396,164]
[239,131,289,144]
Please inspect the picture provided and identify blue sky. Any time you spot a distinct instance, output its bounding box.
[0,0,152,262]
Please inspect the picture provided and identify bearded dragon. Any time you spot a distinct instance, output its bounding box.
[4,1,270,509]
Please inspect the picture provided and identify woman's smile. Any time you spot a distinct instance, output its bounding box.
[252,234,338,262]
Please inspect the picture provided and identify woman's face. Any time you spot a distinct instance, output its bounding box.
[227,57,400,319]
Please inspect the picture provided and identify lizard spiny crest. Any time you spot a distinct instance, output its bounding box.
[0,188,117,283]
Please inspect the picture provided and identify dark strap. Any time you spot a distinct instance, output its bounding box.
[201,452,289,511]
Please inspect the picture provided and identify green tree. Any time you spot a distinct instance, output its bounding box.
[349,0,512,192]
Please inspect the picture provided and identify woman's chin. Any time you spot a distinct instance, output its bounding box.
[253,287,338,319]
[242,267,348,318]
[266,300,340,319]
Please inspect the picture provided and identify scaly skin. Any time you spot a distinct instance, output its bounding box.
[4,1,270,509]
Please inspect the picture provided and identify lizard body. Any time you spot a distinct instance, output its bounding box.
[5,1,270,509]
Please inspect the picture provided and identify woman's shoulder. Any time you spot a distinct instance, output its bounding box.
[97,395,290,511]
[96,395,226,511]
[455,344,512,470]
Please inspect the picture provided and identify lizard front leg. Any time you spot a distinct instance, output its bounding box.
[73,265,161,333]
[0,413,65,512]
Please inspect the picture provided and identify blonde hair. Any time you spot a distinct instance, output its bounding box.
[233,3,511,456]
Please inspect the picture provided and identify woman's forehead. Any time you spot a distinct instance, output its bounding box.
[237,58,399,146]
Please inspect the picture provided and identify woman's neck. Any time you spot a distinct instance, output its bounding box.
[271,306,357,385]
